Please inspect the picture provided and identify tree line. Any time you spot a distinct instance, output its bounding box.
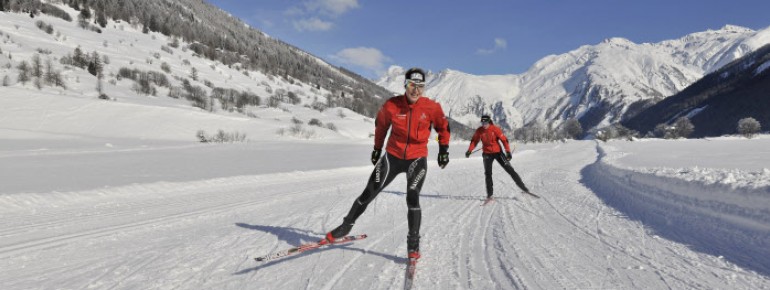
[3,0,391,119]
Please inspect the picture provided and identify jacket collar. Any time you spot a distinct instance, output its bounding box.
[399,94,425,107]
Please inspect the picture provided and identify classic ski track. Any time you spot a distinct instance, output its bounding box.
[440,170,487,290]
[319,226,400,290]
[0,173,358,259]
[0,190,302,257]
[0,173,354,236]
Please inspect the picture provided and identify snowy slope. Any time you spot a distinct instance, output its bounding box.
[0,7,377,142]
[378,25,770,132]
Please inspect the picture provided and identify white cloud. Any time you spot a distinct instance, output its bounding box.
[286,0,360,32]
[312,0,360,16]
[293,17,334,32]
[476,38,508,55]
[330,47,391,73]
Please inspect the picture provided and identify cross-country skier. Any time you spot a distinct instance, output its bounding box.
[465,115,530,200]
[323,67,451,260]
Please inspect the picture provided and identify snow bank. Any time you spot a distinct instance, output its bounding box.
[581,141,770,276]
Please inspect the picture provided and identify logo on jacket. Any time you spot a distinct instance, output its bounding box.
[420,113,427,120]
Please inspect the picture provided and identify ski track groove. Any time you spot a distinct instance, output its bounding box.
[0,175,358,258]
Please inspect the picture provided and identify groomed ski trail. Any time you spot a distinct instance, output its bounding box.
[1,142,768,290]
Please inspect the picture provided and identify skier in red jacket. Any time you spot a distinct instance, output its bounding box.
[324,67,450,260]
[466,115,530,200]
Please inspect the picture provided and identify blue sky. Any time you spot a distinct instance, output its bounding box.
[205,0,770,80]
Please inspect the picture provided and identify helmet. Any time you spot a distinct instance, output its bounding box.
[480,115,492,124]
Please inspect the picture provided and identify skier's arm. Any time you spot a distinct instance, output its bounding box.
[468,130,480,152]
[373,103,392,150]
[432,106,450,147]
[433,105,450,168]
[497,127,512,152]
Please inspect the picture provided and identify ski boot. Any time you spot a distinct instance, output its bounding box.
[323,218,354,244]
[407,235,420,260]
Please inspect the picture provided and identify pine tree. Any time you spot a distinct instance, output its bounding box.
[95,6,107,28]
[44,58,55,85]
[87,51,101,76]
[17,61,30,85]
[73,46,85,68]
[30,54,43,79]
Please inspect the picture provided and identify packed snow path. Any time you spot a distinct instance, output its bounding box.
[1,141,768,289]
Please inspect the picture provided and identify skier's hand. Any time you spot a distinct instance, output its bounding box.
[371,149,382,165]
[465,151,471,158]
[505,151,512,161]
[438,152,449,168]
[438,145,449,169]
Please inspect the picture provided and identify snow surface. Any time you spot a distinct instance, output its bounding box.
[1,6,770,290]
[2,131,770,289]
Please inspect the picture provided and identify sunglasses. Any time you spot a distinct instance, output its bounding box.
[405,80,426,89]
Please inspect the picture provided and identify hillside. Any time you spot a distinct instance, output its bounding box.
[0,3,389,143]
[623,43,770,137]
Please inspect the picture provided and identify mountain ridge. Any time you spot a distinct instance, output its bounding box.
[378,24,770,135]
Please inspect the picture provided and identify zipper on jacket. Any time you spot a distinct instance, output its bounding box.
[404,108,413,159]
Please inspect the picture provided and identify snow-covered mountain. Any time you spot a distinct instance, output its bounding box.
[378,25,770,133]
[624,42,770,137]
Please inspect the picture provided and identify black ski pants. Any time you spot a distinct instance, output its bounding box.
[341,153,427,238]
[483,152,529,197]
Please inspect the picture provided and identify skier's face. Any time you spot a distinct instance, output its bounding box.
[405,80,424,104]
[482,121,490,129]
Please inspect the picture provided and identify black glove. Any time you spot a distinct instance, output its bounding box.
[438,145,449,169]
[465,151,471,158]
[371,149,382,165]
[505,151,512,161]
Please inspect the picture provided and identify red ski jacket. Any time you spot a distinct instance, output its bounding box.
[374,95,450,160]
[467,124,511,154]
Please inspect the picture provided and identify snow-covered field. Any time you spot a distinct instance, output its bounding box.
[1,124,769,289]
[1,6,770,290]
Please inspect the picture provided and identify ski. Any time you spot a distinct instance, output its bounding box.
[523,191,541,199]
[404,256,418,289]
[254,234,367,263]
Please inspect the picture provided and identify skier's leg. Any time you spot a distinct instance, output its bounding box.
[405,157,427,256]
[495,153,530,193]
[483,154,494,198]
[329,154,399,239]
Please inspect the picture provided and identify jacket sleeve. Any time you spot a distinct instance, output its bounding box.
[432,104,450,147]
[496,127,512,152]
[468,129,480,152]
[373,102,391,150]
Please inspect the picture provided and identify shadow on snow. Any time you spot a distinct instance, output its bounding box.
[233,223,401,275]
